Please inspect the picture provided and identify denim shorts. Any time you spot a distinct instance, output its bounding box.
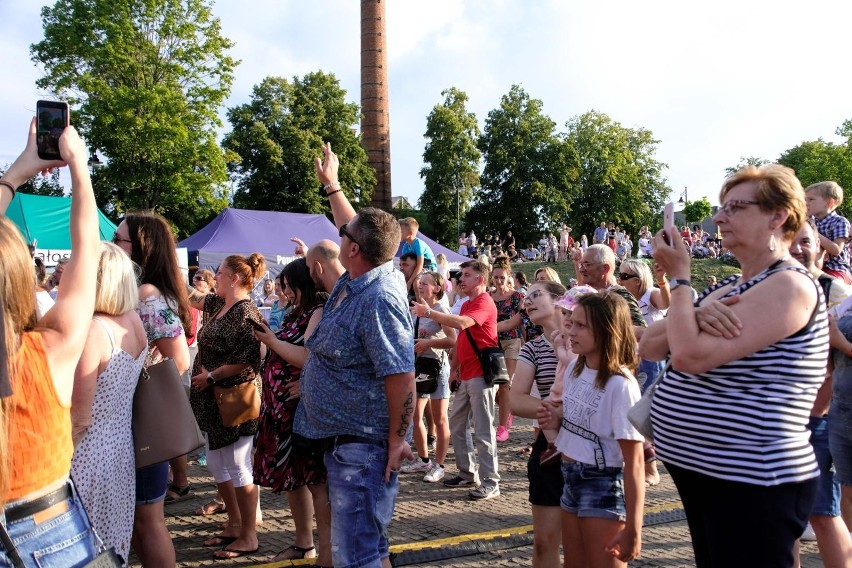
[809,416,840,516]
[418,357,450,400]
[0,481,98,567]
[135,462,169,505]
[325,441,398,568]
[829,393,852,485]
[560,461,626,521]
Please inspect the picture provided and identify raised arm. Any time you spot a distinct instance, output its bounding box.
[36,126,99,405]
[0,118,65,213]
[315,142,356,228]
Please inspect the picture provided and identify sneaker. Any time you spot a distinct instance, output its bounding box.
[469,484,500,500]
[400,458,432,474]
[423,462,445,483]
[800,522,817,541]
[496,426,509,442]
[427,435,437,450]
[443,475,479,488]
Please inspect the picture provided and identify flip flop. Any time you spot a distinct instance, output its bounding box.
[195,499,226,516]
[215,546,259,560]
[164,483,193,504]
[203,536,238,548]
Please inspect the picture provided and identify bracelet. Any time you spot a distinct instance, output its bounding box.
[325,189,342,197]
[0,180,16,197]
[657,280,667,287]
[323,181,341,191]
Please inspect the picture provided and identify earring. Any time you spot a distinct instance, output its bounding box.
[769,234,777,252]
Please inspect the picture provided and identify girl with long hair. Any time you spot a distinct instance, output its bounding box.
[539,292,645,567]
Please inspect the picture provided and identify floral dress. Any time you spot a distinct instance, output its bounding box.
[253,303,327,492]
[494,291,524,341]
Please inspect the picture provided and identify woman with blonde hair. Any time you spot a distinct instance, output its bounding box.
[534,266,562,284]
[71,242,148,564]
[640,164,828,567]
[0,120,102,564]
[189,253,266,559]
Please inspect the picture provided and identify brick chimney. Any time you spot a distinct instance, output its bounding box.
[361,0,392,211]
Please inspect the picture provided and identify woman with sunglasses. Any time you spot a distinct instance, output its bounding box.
[112,211,192,566]
[617,259,670,486]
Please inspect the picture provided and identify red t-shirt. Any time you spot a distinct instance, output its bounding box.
[457,293,498,380]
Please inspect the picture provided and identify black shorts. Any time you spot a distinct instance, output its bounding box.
[527,432,564,507]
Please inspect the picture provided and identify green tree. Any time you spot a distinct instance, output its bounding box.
[725,156,770,177]
[224,73,375,214]
[31,0,237,237]
[563,110,669,239]
[419,88,481,245]
[681,197,713,225]
[473,85,577,245]
[0,166,65,197]
[777,138,852,219]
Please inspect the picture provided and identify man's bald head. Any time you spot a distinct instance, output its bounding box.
[307,239,343,292]
[307,239,340,264]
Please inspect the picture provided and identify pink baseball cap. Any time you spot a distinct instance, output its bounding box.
[555,285,597,311]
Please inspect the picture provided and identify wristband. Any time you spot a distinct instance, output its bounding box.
[323,181,341,191]
[669,278,691,290]
[657,280,667,287]
[206,371,215,385]
[325,188,342,197]
[0,180,16,197]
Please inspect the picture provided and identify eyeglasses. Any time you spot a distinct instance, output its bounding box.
[339,223,362,248]
[579,261,601,268]
[617,273,638,281]
[524,290,559,303]
[112,233,131,244]
[193,275,205,281]
[718,200,760,217]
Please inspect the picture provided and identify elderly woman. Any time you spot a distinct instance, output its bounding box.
[0,121,103,565]
[189,253,265,559]
[639,164,828,568]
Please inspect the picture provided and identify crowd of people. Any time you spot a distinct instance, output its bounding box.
[2,115,852,568]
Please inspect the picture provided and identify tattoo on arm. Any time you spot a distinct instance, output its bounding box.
[396,391,414,437]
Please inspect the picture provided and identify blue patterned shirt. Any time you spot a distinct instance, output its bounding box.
[816,211,851,274]
[295,262,414,440]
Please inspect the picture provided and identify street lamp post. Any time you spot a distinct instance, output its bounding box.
[677,186,688,205]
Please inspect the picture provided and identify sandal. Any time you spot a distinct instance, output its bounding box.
[203,535,237,548]
[271,545,316,562]
[195,498,226,516]
[164,482,193,504]
[214,546,258,560]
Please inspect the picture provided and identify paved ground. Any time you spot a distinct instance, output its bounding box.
[145,418,826,567]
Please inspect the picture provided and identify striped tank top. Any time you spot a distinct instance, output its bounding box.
[651,264,828,486]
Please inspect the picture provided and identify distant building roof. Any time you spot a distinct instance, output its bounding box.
[392,196,413,209]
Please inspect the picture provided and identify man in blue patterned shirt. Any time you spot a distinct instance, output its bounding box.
[295,142,415,568]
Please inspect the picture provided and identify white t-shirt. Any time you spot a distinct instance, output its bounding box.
[450,295,469,315]
[36,290,55,320]
[555,363,643,469]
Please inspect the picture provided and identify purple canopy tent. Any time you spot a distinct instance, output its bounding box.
[178,208,340,279]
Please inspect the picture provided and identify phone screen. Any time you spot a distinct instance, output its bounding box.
[663,202,675,246]
[36,100,69,161]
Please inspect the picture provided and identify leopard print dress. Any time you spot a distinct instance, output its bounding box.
[189,295,263,450]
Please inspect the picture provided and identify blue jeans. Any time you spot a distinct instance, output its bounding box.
[808,416,840,516]
[0,482,98,568]
[325,441,398,568]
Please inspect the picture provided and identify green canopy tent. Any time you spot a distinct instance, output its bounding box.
[6,193,117,265]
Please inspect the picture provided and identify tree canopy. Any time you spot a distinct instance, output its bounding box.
[418,87,481,245]
[472,85,577,246]
[31,0,237,237]
[563,110,669,239]
[681,198,713,225]
[778,138,852,220]
[223,73,374,214]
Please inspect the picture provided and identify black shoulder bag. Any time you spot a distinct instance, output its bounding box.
[413,317,440,394]
[464,328,509,387]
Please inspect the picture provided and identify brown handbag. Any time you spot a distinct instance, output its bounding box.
[213,377,260,427]
[133,358,206,468]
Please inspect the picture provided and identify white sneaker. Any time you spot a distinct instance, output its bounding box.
[800,522,817,541]
[400,458,432,474]
[423,462,445,483]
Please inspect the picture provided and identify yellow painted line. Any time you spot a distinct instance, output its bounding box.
[251,504,684,567]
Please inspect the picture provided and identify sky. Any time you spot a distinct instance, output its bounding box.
[1,0,850,212]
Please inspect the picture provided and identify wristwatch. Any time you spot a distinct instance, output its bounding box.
[424,307,432,317]
[206,371,215,385]
[669,278,691,290]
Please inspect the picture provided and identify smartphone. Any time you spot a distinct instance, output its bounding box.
[662,202,675,246]
[36,100,70,161]
[247,318,266,332]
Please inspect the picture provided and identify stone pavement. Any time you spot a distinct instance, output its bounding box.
[147,418,826,567]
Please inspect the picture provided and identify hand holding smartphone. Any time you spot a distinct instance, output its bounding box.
[662,202,675,246]
[247,318,267,332]
[36,100,70,161]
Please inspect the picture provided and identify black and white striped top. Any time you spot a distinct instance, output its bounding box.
[518,335,558,399]
[651,264,828,486]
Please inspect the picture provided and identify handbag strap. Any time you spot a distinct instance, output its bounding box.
[464,327,484,359]
[646,360,670,390]
[0,520,25,568]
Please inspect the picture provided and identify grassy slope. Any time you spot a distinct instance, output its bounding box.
[513,258,741,292]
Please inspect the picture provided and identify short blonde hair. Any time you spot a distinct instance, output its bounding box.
[805,181,844,208]
[95,242,140,316]
[618,259,653,296]
[721,164,806,241]
[399,217,420,230]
